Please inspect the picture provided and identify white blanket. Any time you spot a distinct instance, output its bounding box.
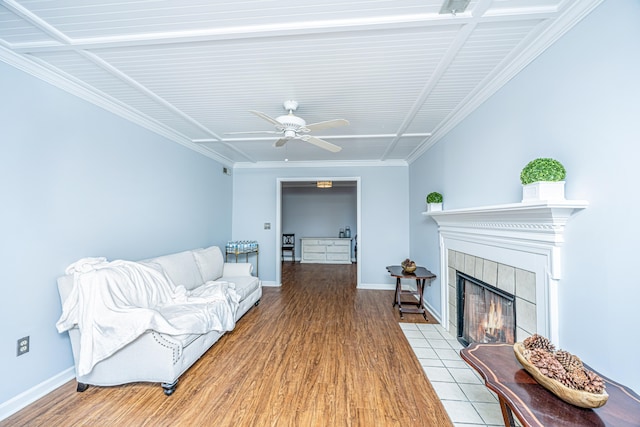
[57,259,240,376]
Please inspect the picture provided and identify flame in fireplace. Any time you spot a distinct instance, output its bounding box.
[460,274,516,345]
[485,300,503,337]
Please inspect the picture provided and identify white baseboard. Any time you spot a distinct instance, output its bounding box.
[423,300,443,325]
[0,367,75,421]
[357,283,394,290]
[260,281,280,287]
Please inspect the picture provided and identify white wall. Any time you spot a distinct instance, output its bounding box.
[282,185,357,259]
[409,0,640,392]
[0,61,233,409]
[232,165,409,286]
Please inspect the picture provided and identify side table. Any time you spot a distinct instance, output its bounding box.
[386,265,436,320]
[460,343,640,427]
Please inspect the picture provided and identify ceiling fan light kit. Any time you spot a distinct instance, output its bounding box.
[227,101,349,153]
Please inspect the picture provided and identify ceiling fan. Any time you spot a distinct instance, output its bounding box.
[226,101,349,152]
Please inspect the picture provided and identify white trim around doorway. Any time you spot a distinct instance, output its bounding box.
[275,177,362,288]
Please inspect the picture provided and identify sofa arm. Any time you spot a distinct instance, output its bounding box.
[222,262,254,277]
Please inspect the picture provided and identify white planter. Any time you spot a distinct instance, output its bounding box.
[522,181,565,202]
[427,203,443,212]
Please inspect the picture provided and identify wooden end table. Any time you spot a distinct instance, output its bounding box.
[386,265,436,320]
[460,343,640,427]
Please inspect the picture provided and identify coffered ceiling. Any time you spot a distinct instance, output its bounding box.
[0,0,602,166]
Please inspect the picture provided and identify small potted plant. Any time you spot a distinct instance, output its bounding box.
[520,158,566,202]
[426,192,443,212]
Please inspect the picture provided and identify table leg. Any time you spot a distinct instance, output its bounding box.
[498,398,516,427]
[393,278,400,307]
[417,278,427,320]
[395,278,404,318]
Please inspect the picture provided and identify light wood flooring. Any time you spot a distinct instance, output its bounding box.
[2,262,451,426]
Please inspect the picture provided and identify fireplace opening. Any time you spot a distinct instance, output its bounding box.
[457,272,516,347]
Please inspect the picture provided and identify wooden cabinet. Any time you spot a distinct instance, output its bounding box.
[300,238,352,264]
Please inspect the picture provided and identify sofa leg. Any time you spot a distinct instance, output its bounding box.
[254,299,261,306]
[76,382,89,392]
[161,380,178,396]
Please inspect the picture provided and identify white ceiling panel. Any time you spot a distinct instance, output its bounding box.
[0,4,53,44]
[0,0,603,166]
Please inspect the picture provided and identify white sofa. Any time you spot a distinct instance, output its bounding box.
[56,245,261,395]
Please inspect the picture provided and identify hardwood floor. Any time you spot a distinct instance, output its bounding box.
[2,263,452,426]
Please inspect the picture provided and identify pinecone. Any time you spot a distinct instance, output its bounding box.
[583,370,606,394]
[557,374,579,389]
[524,348,550,365]
[526,348,573,386]
[555,350,583,372]
[567,367,589,389]
[523,334,556,352]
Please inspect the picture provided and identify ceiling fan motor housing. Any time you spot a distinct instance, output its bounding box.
[276,113,306,131]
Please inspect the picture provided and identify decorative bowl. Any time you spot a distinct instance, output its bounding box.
[402,265,417,274]
[513,342,608,408]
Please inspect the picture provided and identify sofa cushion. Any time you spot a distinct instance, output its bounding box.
[145,250,203,290]
[224,276,260,301]
[193,246,224,282]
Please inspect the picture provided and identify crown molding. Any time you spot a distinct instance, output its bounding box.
[233,159,408,169]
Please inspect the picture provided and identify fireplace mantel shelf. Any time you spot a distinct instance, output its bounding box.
[422,200,588,240]
[422,200,588,219]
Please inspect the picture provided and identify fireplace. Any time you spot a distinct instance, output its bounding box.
[424,201,588,345]
[456,272,516,347]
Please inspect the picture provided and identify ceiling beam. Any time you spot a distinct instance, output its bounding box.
[7,7,558,54]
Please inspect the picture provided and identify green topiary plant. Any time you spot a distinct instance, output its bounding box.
[426,192,443,204]
[520,158,566,185]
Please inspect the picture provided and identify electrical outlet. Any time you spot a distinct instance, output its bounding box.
[17,336,29,356]
[264,222,271,230]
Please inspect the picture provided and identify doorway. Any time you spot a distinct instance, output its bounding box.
[275,177,361,287]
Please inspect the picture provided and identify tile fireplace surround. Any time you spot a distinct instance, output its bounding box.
[424,200,587,346]
[449,250,536,343]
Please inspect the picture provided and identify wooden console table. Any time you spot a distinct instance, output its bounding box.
[460,343,640,427]
[386,265,436,320]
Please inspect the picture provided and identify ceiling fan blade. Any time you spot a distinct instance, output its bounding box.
[249,110,282,127]
[300,135,342,152]
[224,130,281,135]
[274,137,290,147]
[303,119,349,132]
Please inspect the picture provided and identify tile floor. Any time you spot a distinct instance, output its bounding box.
[400,323,518,427]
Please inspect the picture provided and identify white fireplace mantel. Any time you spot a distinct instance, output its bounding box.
[423,200,588,345]
[423,200,589,248]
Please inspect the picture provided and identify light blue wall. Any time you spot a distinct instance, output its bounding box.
[0,61,232,405]
[232,166,409,285]
[282,186,357,259]
[410,0,640,392]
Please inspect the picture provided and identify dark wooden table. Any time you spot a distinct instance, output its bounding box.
[386,265,436,320]
[460,343,640,427]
